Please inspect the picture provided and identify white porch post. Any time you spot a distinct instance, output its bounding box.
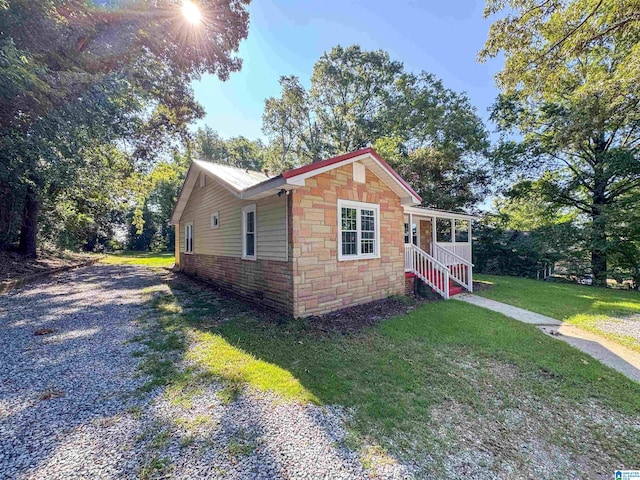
[452,218,456,248]
[409,213,413,245]
[431,216,436,254]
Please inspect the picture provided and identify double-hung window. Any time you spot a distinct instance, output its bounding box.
[242,204,256,260]
[338,200,380,261]
[184,222,193,254]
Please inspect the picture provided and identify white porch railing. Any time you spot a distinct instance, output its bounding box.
[432,243,474,293]
[432,242,472,264]
[405,244,450,299]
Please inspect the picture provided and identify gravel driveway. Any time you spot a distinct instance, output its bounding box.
[0,265,160,480]
[0,265,411,480]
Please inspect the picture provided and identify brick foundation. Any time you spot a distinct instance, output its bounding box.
[405,273,415,296]
[179,253,293,314]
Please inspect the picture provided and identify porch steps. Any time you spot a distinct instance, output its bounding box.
[419,269,464,296]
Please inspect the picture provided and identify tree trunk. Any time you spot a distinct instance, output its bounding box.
[18,186,40,258]
[590,196,607,288]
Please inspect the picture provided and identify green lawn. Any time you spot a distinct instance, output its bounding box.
[102,250,175,268]
[136,275,640,476]
[475,274,640,352]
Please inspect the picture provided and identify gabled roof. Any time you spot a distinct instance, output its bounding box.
[170,148,422,224]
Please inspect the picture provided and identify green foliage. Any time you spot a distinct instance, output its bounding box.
[480,0,640,96]
[194,126,265,170]
[310,45,403,154]
[127,152,189,252]
[262,45,490,211]
[474,184,587,278]
[262,75,322,170]
[0,0,251,256]
[141,275,640,473]
[482,0,640,286]
[476,273,640,351]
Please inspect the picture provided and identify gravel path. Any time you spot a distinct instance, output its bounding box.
[595,314,640,343]
[0,265,159,480]
[0,265,412,480]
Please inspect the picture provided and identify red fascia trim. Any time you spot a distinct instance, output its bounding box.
[281,147,422,203]
[281,148,371,178]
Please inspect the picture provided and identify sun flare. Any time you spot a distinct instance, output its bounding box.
[181,0,202,25]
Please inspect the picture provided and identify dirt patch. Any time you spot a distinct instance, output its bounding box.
[169,269,437,335]
[473,280,495,293]
[307,296,436,335]
[0,249,97,283]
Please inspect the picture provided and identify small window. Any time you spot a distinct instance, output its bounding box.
[404,223,417,245]
[338,200,380,260]
[455,219,469,243]
[436,218,452,243]
[184,223,193,254]
[242,204,256,260]
[211,211,220,229]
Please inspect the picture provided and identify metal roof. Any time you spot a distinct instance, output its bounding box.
[193,160,272,192]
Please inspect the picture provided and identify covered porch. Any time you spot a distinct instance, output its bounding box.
[402,206,477,298]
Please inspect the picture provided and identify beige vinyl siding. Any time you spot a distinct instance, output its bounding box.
[178,174,287,261]
[256,195,287,260]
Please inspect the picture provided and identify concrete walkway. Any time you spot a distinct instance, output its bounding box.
[457,293,640,383]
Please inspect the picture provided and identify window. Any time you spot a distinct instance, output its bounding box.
[210,211,220,229]
[184,223,193,254]
[436,218,452,243]
[338,200,380,260]
[242,204,256,260]
[404,223,418,245]
[455,219,469,243]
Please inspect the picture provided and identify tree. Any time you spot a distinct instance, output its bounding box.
[262,76,323,171]
[261,46,491,211]
[194,126,230,163]
[226,136,265,171]
[1,0,251,257]
[480,0,640,94]
[481,0,640,286]
[127,152,189,252]
[193,127,265,170]
[376,72,490,210]
[309,45,403,154]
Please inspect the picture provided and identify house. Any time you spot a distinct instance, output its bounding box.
[170,148,477,317]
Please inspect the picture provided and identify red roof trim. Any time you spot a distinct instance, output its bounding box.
[281,147,422,203]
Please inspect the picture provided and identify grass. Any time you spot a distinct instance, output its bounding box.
[475,274,640,352]
[137,276,640,474]
[101,250,175,268]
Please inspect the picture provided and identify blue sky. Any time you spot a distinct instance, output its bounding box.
[191,0,502,141]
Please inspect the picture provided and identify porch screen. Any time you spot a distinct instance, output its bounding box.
[455,220,469,242]
[436,218,452,243]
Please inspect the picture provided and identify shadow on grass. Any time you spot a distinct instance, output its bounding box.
[140,270,640,476]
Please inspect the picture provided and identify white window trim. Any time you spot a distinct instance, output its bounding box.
[337,199,380,261]
[241,204,257,261]
[184,222,194,254]
[210,211,220,229]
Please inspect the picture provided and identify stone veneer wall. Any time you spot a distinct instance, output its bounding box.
[290,164,406,317]
[179,253,293,314]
